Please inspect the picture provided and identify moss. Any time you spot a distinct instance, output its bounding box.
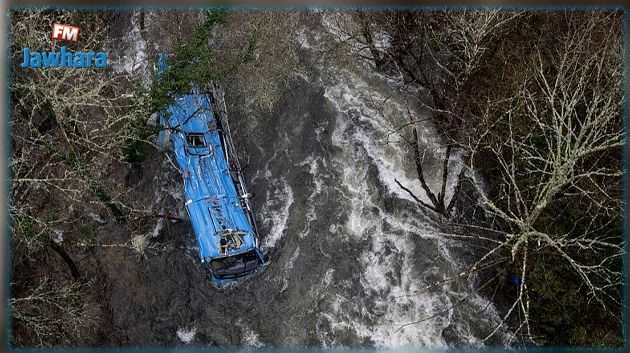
[41,99,56,125]
[526,251,622,346]
[569,326,588,345]
[44,212,57,223]
[79,224,96,246]
[79,225,93,237]
[15,217,35,238]
[88,183,123,220]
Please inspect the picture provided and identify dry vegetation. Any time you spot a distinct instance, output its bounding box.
[9,9,312,347]
[8,9,625,347]
[330,10,624,345]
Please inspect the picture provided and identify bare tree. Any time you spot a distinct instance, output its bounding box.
[10,10,175,344]
[337,10,624,344]
[10,278,97,346]
[461,12,624,343]
[10,10,177,254]
[332,11,522,217]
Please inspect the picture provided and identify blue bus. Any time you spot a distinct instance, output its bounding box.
[156,53,266,286]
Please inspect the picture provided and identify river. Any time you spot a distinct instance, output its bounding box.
[104,10,510,347]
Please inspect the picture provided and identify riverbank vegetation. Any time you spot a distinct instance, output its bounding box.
[8,9,625,347]
[8,9,260,345]
[333,11,624,346]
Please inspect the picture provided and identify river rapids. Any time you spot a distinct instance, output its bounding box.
[104,11,511,348]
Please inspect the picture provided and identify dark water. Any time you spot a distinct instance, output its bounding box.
[103,11,509,347]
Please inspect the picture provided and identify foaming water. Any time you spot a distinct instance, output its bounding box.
[297,155,325,238]
[109,12,511,348]
[312,15,509,347]
[260,176,294,250]
[111,11,150,85]
[176,327,197,344]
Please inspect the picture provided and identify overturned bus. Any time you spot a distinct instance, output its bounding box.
[156,53,267,286]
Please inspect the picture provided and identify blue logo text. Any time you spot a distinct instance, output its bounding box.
[21,47,107,69]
